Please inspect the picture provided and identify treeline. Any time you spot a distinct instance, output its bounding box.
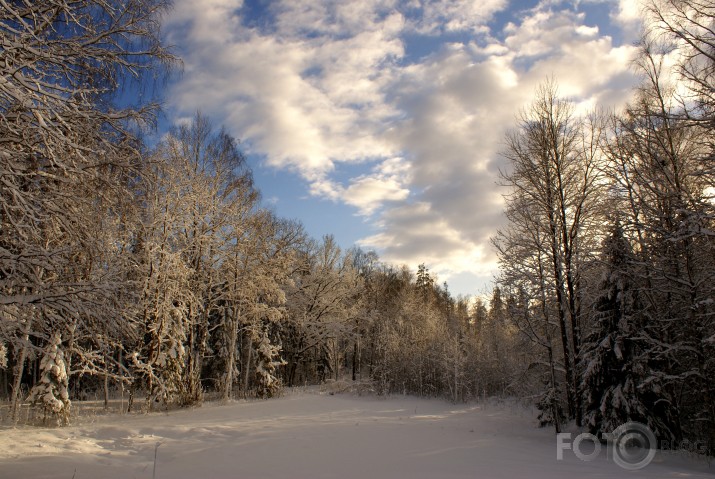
[493,0,715,454]
[0,0,515,426]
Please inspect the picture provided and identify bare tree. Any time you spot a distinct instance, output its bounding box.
[496,79,605,425]
[644,0,715,125]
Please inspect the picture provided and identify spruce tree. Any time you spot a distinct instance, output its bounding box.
[254,329,286,399]
[28,333,71,425]
[581,222,641,433]
[581,221,677,440]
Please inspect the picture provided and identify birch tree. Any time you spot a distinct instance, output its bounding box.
[497,79,604,424]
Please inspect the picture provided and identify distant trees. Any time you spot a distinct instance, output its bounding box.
[283,236,362,384]
[343,263,519,402]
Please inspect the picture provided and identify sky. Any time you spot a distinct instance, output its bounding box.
[160,0,646,298]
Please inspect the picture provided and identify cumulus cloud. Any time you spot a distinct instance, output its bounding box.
[358,201,496,285]
[305,157,411,216]
[341,158,411,215]
[354,6,637,285]
[168,0,402,175]
[405,0,507,34]
[612,0,646,38]
[165,0,642,294]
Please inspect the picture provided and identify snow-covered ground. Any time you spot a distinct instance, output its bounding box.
[0,389,711,479]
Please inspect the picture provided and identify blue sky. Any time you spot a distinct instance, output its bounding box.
[161,0,645,298]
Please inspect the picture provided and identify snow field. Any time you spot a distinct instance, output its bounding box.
[0,390,711,479]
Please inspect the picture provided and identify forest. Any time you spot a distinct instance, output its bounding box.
[0,0,713,458]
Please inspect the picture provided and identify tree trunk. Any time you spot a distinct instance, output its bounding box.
[222,306,239,401]
[10,315,33,424]
[243,331,253,397]
[104,372,110,411]
[352,339,358,381]
[547,343,561,434]
[1,368,8,399]
[547,210,576,421]
[334,338,339,382]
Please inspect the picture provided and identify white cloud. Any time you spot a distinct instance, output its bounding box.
[303,157,411,216]
[342,157,411,215]
[165,0,642,295]
[358,6,638,286]
[165,0,243,44]
[169,0,402,175]
[357,202,497,284]
[343,176,409,215]
[612,0,645,35]
[409,0,507,34]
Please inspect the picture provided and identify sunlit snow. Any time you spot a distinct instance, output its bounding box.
[1,390,710,479]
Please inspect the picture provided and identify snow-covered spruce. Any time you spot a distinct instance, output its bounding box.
[27,333,71,425]
[254,329,286,399]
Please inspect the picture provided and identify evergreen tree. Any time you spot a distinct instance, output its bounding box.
[254,329,286,399]
[536,378,566,429]
[28,333,71,425]
[581,221,637,433]
[581,221,677,440]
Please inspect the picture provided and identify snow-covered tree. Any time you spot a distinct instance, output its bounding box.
[601,43,715,448]
[644,0,715,126]
[254,329,286,399]
[285,236,363,383]
[580,221,656,436]
[28,333,71,425]
[214,212,301,400]
[0,0,173,421]
[128,144,198,410]
[160,114,256,405]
